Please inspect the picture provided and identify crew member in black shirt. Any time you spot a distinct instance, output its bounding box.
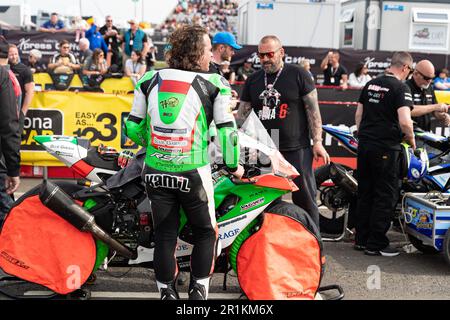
[355,52,415,257]
[320,51,348,89]
[238,35,330,227]
[99,16,122,69]
[8,44,34,116]
[406,59,450,131]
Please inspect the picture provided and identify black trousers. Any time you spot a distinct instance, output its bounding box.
[110,49,121,69]
[355,144,400,250]
[143,164,217,283]
[282,147,320,229]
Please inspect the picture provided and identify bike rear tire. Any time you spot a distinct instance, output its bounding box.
[315,164,350,234]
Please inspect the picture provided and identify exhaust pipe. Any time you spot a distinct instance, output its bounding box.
[330,163,358,195]
[39,180,137,260]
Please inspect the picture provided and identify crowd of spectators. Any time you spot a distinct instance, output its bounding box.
[434,68,450,91]
[12,13,161,90]
[15,3,240,90]
[155,0,239,41]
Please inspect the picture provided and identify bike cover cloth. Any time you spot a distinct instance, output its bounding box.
[0,193,96,295]
[106,147,146,189]
[233,202,324,300]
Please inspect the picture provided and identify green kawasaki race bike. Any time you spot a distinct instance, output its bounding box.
[0,112,343,300]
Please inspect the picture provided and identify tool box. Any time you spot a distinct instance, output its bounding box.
[403,193,450,251]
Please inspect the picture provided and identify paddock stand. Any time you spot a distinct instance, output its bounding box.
[321,207,354,242]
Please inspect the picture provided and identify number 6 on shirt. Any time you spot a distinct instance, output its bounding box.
[279,104,288,119]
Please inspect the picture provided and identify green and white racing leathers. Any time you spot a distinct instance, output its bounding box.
[125,68,239,292]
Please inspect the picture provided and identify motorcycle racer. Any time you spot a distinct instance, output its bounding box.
[124,25,243,300]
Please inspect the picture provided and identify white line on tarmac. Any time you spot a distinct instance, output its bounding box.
[24,291,243,300]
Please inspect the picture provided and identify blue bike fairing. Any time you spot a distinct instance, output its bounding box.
[322,125,358,154]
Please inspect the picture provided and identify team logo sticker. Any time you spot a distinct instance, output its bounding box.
[416,210,433,229]
[160,97,179,109]
[240,198,265,211]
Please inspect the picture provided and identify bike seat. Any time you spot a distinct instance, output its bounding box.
[83,147,121,171]
[77,138,91,150]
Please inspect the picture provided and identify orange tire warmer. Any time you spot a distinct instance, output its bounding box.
[0,194,96,295]
[230,202,324,300]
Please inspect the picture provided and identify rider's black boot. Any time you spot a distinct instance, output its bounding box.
[157,280,180,300]
[188,276,210,300]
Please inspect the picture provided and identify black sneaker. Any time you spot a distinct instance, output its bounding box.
[189,282,207,300]
[160,287,179,300]
[365,246,400,257]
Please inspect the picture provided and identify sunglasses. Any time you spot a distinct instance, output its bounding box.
[416,69,434,81]
[106,20,113,22]
[62,46,70,49]
[257,48,281,59]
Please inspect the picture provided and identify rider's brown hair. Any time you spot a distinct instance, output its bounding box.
[165,25,209,71]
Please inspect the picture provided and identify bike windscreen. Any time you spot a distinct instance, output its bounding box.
[238,111,299,178]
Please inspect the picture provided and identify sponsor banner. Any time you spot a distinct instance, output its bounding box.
[5,31,82,65]
[410,24,449,52]
[21,91,138,166]
[340,49,447,78]
[232,46,449,80]
[4,30,450,80]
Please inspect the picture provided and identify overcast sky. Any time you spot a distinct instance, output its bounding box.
[0,0,178,26]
